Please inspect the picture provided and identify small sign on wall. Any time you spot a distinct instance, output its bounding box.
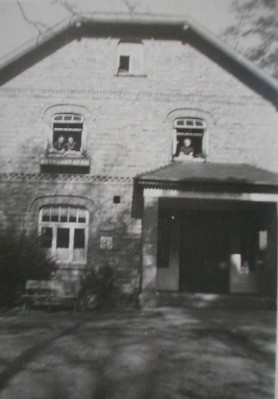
[100,236,113,250]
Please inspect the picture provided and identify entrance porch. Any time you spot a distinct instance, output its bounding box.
[135,162,278,307]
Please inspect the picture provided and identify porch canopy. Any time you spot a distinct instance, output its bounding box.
[135,162,278,193]
[136,162,278,301]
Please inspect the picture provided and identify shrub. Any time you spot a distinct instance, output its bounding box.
[78,264,114,310]
[0,228,56,308]
[78,265,139,310]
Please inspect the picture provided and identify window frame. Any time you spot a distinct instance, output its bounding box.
[118,55,130,73]
[39,206,89,265]
[48,113,86,156]
[173,117,208,161]
[117,41,144,76]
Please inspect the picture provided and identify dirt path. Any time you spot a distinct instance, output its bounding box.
[0,308,275,399]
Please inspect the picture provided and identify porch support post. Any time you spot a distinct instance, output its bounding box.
[264,203,277,296]
[139,195,159,307]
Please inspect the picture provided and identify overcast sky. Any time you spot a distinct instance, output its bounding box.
[0,0,236,61]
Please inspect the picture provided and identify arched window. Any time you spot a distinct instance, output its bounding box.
[50,113,84,154]
[39,206,89,264]
[173,118,207,160]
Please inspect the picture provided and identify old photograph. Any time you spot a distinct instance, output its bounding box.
[0,0,277,398]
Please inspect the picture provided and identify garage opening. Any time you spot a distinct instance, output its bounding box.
[179,210,231,293]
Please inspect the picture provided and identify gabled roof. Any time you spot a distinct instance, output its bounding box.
[136,162,278,193]
[0,14,277,106]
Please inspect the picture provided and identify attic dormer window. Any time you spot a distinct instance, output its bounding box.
[117,41,144,76]
[49,113,84,154]
[173,118,207,161]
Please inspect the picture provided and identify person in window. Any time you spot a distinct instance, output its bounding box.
[66,136,77,151]
[176,138,194,158]
[51,135,66,153]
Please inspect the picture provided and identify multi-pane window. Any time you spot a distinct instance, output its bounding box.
[39,206,89,263]
[49,114,84,154]
[173,118,206,160]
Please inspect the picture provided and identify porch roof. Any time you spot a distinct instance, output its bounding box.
[135,162,278,193]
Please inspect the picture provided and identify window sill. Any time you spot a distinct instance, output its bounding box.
[114,73,147,78]
[173,156,206,163]
[46,149,86,158]
[56,261,87,265]
[40,153,90,168]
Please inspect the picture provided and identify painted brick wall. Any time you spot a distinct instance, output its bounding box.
[0,35,277,296]
[0,37,276,175]
[0,178,141,294]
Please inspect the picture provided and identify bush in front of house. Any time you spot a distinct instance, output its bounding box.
[78,264,114,310]
[0,228,56,308]
[78,264,139,310]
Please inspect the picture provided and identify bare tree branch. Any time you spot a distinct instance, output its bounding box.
[122,0,141,14]
[17,1,49,40]
[223,0,278,79]
[51,0,79,17]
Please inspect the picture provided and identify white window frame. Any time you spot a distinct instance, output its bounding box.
[173,117,208,160]
[49,113,86,155]
[117,41,144,75]
[39,206,89,264]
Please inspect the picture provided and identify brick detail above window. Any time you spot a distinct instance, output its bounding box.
[0,173,133,184]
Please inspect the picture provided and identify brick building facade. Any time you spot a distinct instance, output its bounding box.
[0,16,277,304]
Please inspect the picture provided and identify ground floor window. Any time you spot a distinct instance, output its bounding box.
[39,206,89,263]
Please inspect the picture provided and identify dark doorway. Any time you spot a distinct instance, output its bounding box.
[179,210,231,293]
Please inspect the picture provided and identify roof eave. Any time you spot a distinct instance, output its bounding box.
[136,178,278,194]
[184,17,278,106]
[0,15,277,105]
